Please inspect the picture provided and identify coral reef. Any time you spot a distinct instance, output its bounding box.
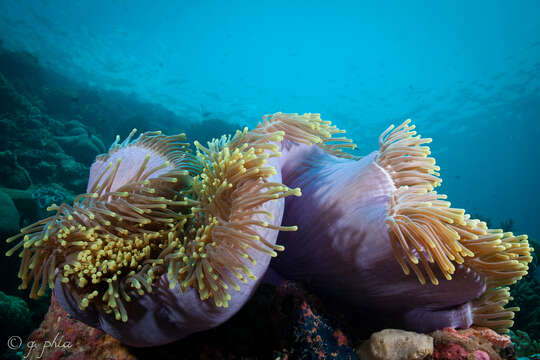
[0,189,20,237]
[0,44,240,159]
[510,329,540,358]
[0,189,23,294]
[0,290,33,360]
[510,238,540,338]
[0,150,32,189]
[0,187,51,228]
[0,43,241,197]
[31,185,68,209]
[0,65,93,193]
[0,290,33,339]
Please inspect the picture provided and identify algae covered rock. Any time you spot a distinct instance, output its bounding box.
[510,329,540,358]
[0,151,32,189]
[357,329,433,360]
[0,291,33,341]
[55,133,106,165]
[0,189,20,237]
[0,187,40,226]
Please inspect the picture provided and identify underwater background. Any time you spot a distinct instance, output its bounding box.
[0,1,539,359]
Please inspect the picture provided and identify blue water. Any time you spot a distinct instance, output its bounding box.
[0,0,539,240]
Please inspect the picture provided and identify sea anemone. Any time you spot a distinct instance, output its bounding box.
[270,113,532,333]
[6,128,300,346]
[6,113,532,346]
[8,130,199,315]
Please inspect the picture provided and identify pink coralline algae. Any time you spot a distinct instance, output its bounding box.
[25,295,135,360]
[473,350,490,360]
[457,327,512,349]
[431,327,514,360]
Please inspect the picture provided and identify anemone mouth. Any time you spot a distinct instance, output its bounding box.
[377,119,532,332]
[6,130,202,322]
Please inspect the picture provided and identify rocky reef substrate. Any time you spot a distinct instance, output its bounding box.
[10,282,522,360]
